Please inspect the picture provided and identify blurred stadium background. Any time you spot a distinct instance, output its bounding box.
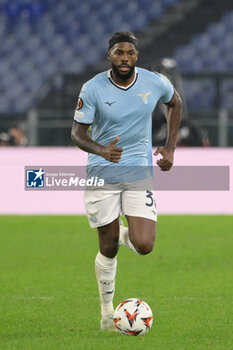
[0,3,233,348]
[0,0,233,147]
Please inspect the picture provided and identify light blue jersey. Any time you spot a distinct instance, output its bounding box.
[74,67,174,179]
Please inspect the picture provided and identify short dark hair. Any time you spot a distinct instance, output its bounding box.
[108,31,138,51]
[110,31,137,41]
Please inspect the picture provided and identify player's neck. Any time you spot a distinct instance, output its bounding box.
[110,69,136,88]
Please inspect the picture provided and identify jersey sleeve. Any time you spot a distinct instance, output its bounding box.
[74,82,96,124]
[157,73,174,104]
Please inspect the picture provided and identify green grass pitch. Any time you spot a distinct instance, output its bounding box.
[0,215,232,350]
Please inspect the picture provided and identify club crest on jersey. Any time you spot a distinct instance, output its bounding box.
[76,97,83,110]
[137,92,152,104]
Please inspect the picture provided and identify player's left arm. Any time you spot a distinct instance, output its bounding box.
[154,90,182,171]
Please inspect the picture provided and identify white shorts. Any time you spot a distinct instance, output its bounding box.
[84,184,157,228]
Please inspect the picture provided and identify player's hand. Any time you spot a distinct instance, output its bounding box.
[154,146,174,171]
[100,136,123,163]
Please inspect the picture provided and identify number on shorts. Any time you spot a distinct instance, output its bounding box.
[145,190,155,207]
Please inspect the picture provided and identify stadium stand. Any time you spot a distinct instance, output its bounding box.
[174,11,233,73]
[173,10,233,110]
[0,0,232,146]
[0,0,181,113]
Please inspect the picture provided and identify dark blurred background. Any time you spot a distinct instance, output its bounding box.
[0,0,233,146]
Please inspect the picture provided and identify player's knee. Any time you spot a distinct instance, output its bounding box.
[134,236,155,255]
[137,242,154,255]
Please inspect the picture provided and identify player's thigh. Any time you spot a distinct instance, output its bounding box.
[84,189,121,228]
[122,190,157,247]
[125,215,156,249]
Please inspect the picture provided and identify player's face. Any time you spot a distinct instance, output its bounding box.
[108,42,138,80]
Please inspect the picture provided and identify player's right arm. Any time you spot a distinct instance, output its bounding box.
[71,121,123,163]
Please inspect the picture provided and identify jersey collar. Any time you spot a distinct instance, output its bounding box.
[107,68,138,90]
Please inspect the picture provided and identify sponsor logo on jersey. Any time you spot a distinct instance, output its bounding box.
[137,92,152,104]
[105,101,116,106]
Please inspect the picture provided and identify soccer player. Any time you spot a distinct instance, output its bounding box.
[71,32,182,331]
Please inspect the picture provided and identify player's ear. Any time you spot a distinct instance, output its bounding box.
[107,50,111,60]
